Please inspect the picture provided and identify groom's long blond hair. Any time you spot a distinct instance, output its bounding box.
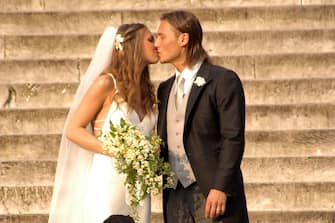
[160,10,209,67]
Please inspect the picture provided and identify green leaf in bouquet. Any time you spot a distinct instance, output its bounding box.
[120,118,126,127]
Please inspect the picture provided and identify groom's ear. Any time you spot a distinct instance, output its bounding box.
[178,33,189,47]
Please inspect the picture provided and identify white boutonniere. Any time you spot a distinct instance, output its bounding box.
[194,76,206,87]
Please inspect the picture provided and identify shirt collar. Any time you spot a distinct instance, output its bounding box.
[175,60,203,82]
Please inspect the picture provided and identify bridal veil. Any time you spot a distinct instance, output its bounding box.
[48,26,117,223]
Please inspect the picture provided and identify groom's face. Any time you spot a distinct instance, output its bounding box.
[155,20,184,65]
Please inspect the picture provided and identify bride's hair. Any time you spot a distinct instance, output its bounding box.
[103,23,156,114]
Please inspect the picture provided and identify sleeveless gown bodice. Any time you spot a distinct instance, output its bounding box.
[85,99,156,223]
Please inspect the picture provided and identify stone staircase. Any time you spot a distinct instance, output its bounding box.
[1,0,335,222]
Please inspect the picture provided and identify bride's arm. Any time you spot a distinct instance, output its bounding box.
[66,74,114,155]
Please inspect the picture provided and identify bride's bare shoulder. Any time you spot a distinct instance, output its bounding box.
[92,73,116,92]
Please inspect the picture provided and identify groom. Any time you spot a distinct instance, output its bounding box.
[155,10,249,223]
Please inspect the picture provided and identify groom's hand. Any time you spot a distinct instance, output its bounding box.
[205,189,227,219]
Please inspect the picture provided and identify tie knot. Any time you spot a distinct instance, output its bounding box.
[175,75,185,110]
[177,75,185,92]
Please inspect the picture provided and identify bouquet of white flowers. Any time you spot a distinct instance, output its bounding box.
[100,118,174,221]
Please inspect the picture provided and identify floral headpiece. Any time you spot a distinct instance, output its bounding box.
[114,33,124,51]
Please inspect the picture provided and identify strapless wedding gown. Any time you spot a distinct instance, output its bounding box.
[84,101,156,223]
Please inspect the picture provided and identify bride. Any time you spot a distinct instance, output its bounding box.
[48,23,159,223]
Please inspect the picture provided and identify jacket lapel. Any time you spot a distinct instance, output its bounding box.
[185,62,212,126]
[159,76,175,141]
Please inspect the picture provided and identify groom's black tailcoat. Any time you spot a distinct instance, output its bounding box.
[157,61,249,223]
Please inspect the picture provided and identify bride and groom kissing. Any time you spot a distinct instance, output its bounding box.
[48,10,249,223]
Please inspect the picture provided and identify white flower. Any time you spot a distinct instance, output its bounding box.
[100,118,174,222]
[114,34,124,51]
[194,76,206,87]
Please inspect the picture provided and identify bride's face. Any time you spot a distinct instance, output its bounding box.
[142,28,159,64]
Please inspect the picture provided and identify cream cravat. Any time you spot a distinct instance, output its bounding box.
[175,75,185,110]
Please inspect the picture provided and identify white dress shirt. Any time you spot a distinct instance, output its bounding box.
[174,60,203,94]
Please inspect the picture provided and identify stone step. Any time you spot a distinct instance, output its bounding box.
[245,182,335,211]
[1,78,334,108]
[245,129,335,157]
[205,29,335,56]
[152,211,335,223]
[243,78,335,105]
[0,134,60,161]
[0,108,68,135]
[2,29,335,60]
[0,161,55,186]
[2,52,334,84]
[0,214,48,223]
[242,157,335,183]
[1,182,334,214]
[2,0,331,12]
[158,52,335,80]
[2,6,335,35]
[2,35,99,60]
[1,157,334,187]
[246,103,335,131]
[0,59,81,84]
[248,211,335,223]
[1,104,334,134]
[1,129,334,162]
[0,83,77,109]
[0,186,51,215]
[215,52,335,80]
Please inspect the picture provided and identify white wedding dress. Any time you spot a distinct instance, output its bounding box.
[48,27,154,223]
[84,94,156,223]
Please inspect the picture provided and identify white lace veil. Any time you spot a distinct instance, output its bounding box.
[48,26,117,223]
